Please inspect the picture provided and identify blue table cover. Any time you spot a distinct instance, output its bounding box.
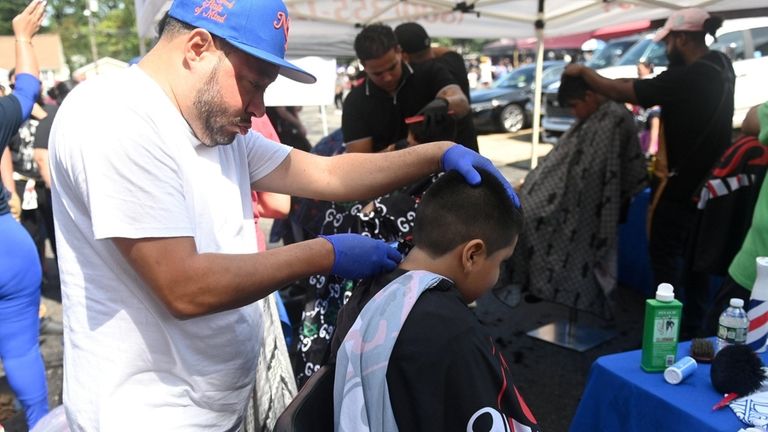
[570,341,768,432]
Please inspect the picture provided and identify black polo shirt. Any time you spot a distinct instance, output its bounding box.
[634,51,735,201]
[342,61,455,152]
[434,51,478,152]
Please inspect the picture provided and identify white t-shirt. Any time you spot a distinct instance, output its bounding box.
[49,66,292,431]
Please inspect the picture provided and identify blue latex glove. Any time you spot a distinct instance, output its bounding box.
[321,234,402,279]
[441,144,521,208]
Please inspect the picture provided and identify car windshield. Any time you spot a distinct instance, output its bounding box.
[617,38,669,66]
[585,40,636,69]
[492,67,535,89]
[541,64,565,87]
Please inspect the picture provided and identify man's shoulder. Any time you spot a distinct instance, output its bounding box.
[341,85,369,111]
[700,50,733,67]
[61,68,174,128]
[345,84,366,101]
[436,51,466,70]
[67,68,157,107]
[413,58,450,76]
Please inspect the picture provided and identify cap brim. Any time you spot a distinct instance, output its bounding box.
[653,27,670,43]
[228,39,317,84]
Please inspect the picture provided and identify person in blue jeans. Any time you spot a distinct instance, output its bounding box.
[0,1,49,428]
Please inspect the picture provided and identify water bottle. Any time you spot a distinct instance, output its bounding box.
[716,298,749,353]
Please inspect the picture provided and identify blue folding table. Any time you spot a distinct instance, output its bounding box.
[570,340,767,432]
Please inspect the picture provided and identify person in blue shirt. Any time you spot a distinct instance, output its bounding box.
[0,1,49,429]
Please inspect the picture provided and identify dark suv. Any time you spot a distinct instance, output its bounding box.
[470,61,564,133]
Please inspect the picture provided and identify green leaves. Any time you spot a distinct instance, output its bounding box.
[1,0,141,72]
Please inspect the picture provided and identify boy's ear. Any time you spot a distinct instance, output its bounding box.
[461,239,487,272]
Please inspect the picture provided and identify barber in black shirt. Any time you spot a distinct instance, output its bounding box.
[565,8,735,336]
[395,22,478,152]
[342,24,469,153]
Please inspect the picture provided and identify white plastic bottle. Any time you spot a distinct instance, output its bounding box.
[716,298,749,353]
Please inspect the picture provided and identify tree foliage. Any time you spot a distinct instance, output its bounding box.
[1,0,141,72]
[433,37,493,57]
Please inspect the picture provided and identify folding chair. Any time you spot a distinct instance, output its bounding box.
[273,365,335,432]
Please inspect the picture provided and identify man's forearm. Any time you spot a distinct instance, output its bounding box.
[258,141,452,202]
[13,1,43,79]
[438,84,469,117]
[34,149,51,188]
[113,236,335,319]
[320,141,451,201]
[181,239,334,317]
[579,66,638,104]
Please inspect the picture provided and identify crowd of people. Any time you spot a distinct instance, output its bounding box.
[1,0,767,431]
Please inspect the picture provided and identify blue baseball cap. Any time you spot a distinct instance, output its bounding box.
[168,0,316,84]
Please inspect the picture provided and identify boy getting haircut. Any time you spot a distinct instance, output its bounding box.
[506,72,647,319]
[558,74,591,107]
[331,170,539,432]
[413,169,520,260]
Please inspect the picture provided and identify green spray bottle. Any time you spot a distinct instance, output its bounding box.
[641,283,683,372]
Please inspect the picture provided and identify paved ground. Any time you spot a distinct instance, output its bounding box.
[0,107,647,432]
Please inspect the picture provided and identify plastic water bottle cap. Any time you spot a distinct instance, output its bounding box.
[730,298,744,308]
[656,283,675,302]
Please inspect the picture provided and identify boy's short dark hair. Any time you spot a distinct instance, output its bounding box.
[558,74,591,107]
[354,24,398,62]
[414,169,523,257]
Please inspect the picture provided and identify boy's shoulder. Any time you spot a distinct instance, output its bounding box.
[395,279,484,352]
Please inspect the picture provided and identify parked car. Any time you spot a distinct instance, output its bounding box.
[709,17,768,127]
[470,61,564,133]
[597,34,667,80]
[524,63,567,123]
[583,34,645,70]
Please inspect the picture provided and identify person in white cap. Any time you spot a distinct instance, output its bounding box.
[47,0,520,430]
[565,8,735,337]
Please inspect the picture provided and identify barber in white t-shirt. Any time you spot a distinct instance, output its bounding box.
[48,0,519,430]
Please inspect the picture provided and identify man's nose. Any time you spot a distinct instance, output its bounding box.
[245,93,266,118]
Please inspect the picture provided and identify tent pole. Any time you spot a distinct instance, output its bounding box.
[320,104,329,137]
[530,0,545,170]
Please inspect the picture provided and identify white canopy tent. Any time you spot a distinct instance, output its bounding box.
[134,0,766,165]
[136,0,767,55]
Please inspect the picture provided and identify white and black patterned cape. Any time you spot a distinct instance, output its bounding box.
[513,101,647,318]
